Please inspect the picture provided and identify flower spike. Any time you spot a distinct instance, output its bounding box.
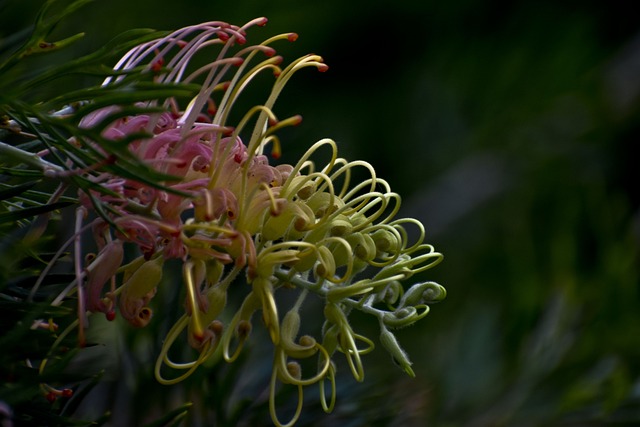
[45,17,446,427]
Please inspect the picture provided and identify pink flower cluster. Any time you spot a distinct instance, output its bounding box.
[75,19,318,328]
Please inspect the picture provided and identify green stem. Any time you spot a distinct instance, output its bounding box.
[273,268,388,322]
[0,140,63,173]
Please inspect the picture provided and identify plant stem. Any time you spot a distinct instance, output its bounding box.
[0,140,63,173]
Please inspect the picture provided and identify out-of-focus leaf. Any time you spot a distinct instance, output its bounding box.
[7,27,168,98]
[44,81,200,111]
[0,180,39,201]
[0,167,44,177]
[143,402,193,427]
[0,200,73,224]
[0,0,92,72]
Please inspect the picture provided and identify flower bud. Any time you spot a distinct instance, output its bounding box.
[256,249,299,279]
[323,302,347,327]
[382,306,430,329]
[275,164,294,182]
[373,280,402,305]
[329,215,352,237]
[129,306,153,328]
[187,283,227,349]
[321,323,339,356]
[85,240,124,313]
[370,228,400,255]
[399,281,447,307]
[354,233,376,261]
[237,319,252,339]
[118,256,164,325]
[262,201,313,241]
[205,259,225,286]
[291,246,318,273]
[281,309,301,340]
[281,310,317,358]
[372,254,413,282]
[306,191,343,218]
[121,255,147,283]
[379,327,415,377]
[314,246,336,280]
[193,188,238,222]
[282,175,315,200]
[285,361,302,382]
[345,232,376,262]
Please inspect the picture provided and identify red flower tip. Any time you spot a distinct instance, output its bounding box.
[192,331,205,343]
[288,33,299,42]
[151,57,164,72]
[291,114,303,126]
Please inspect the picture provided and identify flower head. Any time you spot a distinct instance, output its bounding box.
[61,18,444,426]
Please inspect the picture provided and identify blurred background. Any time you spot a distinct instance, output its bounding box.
[2,0,639,425]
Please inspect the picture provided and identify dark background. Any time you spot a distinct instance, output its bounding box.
[2,0,639,425]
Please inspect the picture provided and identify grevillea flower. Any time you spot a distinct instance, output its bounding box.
[50,18,445,426]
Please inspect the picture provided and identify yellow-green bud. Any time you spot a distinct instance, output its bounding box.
[237,319,252,339]
[118,255,164,325]
[345,233,376,262]
[286,361,302,382]
[382,306,430,329]
[291,247,318,273]
[256,249,300,279]
[314,246,336,280]
[120,255,146,284]
[379,327,415,377]
[370,228,400,254]
[262,201,314,241]
[306,191,344,218]
[329,215,353,237]
[280,310,317,358]
[400,281,447,307]
[282,175,315,200]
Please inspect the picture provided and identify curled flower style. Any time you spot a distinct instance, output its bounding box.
[49,18,445,426]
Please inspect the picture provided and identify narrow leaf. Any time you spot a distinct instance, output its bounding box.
[0,180,40,201]
[0,200,73,224]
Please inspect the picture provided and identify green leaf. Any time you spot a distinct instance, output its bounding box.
[0,0,93,73]
[0,180,39,201]
[0,167,45,177]
[142,402,193,427]
[0,200,73,224]
[59,370,105,418]
[10,28,168,97]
